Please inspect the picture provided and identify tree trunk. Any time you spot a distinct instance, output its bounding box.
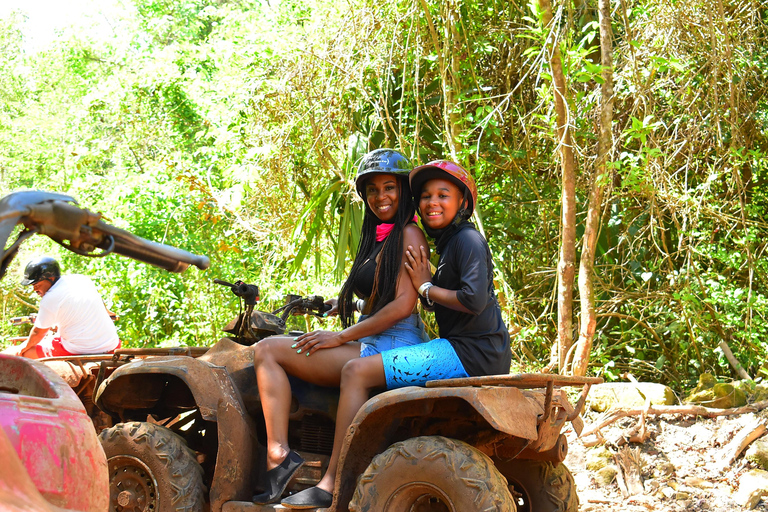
[419,0,463,161]
[538,0,577,373]
[572,0,615,376]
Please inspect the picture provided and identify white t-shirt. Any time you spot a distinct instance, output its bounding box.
[34,274,119,354]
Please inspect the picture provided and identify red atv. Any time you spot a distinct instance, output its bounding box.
[0,190,210,511]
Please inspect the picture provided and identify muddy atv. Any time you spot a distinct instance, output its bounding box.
[0,190,210,510]
[94,278,600,512]
[0,354,109,512]
[6,315,210,434]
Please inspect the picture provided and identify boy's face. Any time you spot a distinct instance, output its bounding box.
[419,178,464,230]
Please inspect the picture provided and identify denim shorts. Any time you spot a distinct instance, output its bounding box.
[381,338,469,389]
[358,314,429,358]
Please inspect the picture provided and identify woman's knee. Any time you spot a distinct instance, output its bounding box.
[253,336,289,366]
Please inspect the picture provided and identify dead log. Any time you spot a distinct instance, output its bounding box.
[613,446,644,497]
[582,400,768,438]
[717,418,767,472]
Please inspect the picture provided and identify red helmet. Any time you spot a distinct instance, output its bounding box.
[409,160,478,216]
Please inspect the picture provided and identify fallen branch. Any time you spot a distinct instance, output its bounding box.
[717,418,766,471]
[614,446,644,497]
[583,400,768,438]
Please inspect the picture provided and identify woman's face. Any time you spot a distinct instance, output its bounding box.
[419,178,464,230]
[365,173,400,222]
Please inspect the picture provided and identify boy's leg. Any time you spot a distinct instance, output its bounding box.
[314,354,386,493]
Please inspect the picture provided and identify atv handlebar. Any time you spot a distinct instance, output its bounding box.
[0,191,210,280]
[278,294,332,319]
[215,278,331,319]
[213,278,260,306]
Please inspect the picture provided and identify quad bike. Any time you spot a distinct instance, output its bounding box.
[5,315,208,434]
[0,190,210,511]
[94,286,601,511]
[0,353,109,512]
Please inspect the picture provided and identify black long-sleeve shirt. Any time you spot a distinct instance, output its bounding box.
[431,223,511,376]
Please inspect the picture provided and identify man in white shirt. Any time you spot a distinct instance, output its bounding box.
[5,256,120,358]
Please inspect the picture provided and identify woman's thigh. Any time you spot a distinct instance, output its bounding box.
[254,336,361,387]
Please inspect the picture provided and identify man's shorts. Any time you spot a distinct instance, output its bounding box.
[358,314,429,358]
[36,337,121,358]
[380,338,469,389]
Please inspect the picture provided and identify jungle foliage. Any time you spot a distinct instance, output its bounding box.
[0,0,767,390]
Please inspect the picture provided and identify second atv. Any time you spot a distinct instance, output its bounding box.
[94,278,599,512]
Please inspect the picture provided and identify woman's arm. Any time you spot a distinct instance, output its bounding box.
[294,224,427,355]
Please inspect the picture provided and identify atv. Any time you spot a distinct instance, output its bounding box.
[6,314,209,434]
[94,279,600,512]
[0,190,211,511]
[1,190,601,512]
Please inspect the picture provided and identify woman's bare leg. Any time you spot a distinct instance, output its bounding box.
[313,355,386,492]
[253,336,361,469]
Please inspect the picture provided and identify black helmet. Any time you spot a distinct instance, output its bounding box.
[21,256,61,286]
[355,149,412,198]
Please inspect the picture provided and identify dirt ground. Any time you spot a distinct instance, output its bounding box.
[564,408,768,511]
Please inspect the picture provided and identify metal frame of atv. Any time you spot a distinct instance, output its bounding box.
[0,190,209,280]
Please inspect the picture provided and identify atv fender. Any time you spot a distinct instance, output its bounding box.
[94,356,259,510]
[331,373,599,512]
[327,385,537,511]
[0,354,108,512]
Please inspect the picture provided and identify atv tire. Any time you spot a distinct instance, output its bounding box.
[495,459,578,512]
[99,421,205,512]
[349,435,516,512]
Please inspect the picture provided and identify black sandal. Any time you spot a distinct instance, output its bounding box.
[281,486,334,509]
[252,450,305,504]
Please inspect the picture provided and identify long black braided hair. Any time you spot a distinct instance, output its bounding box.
[337,175,416,328]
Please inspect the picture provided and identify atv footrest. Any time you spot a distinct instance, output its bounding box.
[223,501,327,512]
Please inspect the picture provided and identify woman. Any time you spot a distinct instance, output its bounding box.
[280,160,512,509]
[252,148,429,505]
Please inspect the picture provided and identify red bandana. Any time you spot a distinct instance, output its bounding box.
[376,215,418,242]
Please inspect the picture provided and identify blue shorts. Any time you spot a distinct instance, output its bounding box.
[381,338,469,389]
[358,314,429,358]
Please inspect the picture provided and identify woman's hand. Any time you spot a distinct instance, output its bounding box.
[324,298,339,317]
[291,329,345,356]
[404,244,432,290]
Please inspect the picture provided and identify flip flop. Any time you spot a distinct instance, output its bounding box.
[281,486,334,509]
[252,450,305,504]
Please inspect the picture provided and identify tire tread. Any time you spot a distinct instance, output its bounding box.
[99,421,205,512]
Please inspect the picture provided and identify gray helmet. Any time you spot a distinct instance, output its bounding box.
[355,149,412,198]
[21,256,61,286]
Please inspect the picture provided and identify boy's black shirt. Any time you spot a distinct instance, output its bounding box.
[431,222,512,377]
